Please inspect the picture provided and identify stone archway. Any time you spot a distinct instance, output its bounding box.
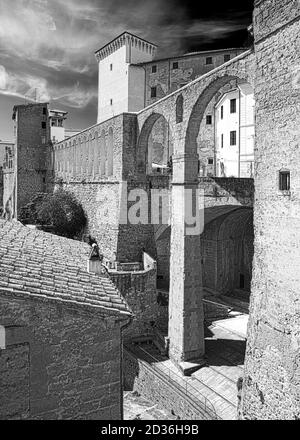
[185,75,252,155]
[201,206,253,298]
[168,74,254,369]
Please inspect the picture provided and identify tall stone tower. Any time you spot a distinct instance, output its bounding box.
[241,0,300,419]
[95,32,157,124]
[7,103,51,218]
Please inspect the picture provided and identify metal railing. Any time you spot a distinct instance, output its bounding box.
[126,343,221,420]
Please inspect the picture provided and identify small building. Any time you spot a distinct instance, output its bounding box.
[49,109,68,143]
[0,219,132,420]
[49,110,81,143]
[0,141,14,214]
[215,83,255,177]
[0,140,14,169]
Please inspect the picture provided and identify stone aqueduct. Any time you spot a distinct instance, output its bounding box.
[52,49,256,366]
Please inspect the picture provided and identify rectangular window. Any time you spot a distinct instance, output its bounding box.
[206,57,213,65]
[208,158,214,165]
[239,274,245,289]
[230,130,237,145]
[41,121,46,129]
[110,63,113,71]
[150,86,157,98]
[230,98,237,113]
[279,171,290,191]
[110,99,113,105]
[41,136,46,144]
[151,65,157,73]
[224,54,230,62]
[172,62,178,69]
[221,105,224,119]
[221,134,224,148]
[206,115,212,125]
[42,107,47,115]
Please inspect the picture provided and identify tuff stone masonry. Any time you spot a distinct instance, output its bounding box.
[0,220,132,419]
[240,0,300,419]
[1,0,299,420]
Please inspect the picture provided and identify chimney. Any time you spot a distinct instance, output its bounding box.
[87,243,104,275]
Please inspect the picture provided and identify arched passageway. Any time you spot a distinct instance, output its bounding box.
[156,206,253,298]
[137,113,173,176]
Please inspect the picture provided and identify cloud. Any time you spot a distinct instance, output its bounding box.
[0,0,252,127]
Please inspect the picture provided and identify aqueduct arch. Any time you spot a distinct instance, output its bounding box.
[168,71,254,368]
[137,112,173,176]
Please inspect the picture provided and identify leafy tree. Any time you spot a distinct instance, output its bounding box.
[19,190,87,239]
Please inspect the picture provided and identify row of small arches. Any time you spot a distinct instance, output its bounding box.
[53,128,114,178]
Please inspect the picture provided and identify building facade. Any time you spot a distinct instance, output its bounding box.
[0,219,132,420]
[215,83,254,177]
[240,0,300,420]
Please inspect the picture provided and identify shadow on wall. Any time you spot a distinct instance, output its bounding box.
[198,177,254,207]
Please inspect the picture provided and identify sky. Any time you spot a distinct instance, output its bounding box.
[0,0,253,140]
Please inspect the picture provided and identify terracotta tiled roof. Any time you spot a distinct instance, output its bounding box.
[0,220,131,317]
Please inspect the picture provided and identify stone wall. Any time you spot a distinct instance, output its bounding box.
[201,207,253,295]
[109,254,161,338]
[0,295,124,420]
[0,342,30,419]
[123,348,217,420]
[143,49,246,107]
[241,0,300,420]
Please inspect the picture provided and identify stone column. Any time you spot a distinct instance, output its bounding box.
[168,148,205,374]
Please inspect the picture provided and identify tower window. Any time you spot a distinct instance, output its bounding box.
[239,274,245,289]
[208,158,214,165]
[279,170,290,191]
[230,130,237,145]
[172,62,178,69]
[230,98,237,113]
[206,115,212,125]
[41,121,46,129]
[224,54,231,62]
[221,105,224,119]
[110,63,113,71]
[150,86,157,98]
[206,57,213,65]
[42,107,47,115]
[151,65,157,73]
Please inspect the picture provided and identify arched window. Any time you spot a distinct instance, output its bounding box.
[72,140,76,176]
[176,94,183,123]
[76,138,81,176]
[88,134,93,177]
[100,130,106,177]
[107,127,114,176]
[93,132,99,178]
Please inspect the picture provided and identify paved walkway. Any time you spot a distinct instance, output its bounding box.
[127,301,248,420]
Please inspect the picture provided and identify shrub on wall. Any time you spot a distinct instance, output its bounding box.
[19,190,87,239]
